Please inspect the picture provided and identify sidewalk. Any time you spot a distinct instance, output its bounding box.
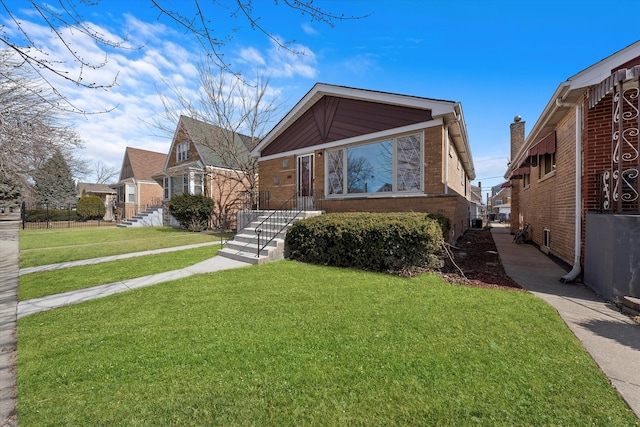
[491,223,640,419]
[0,213,20,427]
[17,255,250,318]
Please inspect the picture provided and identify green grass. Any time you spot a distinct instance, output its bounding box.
[18,245,220,301]
[19,227,230,268]
[18,261,638,426]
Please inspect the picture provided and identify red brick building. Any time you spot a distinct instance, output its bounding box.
[506,41,640,301]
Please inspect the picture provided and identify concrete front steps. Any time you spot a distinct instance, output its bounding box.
[621,296,640,318]
[117,207,163,228]
[218,210,322,264]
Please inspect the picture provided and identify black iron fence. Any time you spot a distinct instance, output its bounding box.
[21,201,117,230]
[21,201,162,230]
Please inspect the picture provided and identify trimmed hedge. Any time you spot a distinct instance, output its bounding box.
[285,212,444,272]
[23,208,79,222]
[77,196,106,220]
[168,193,214,232]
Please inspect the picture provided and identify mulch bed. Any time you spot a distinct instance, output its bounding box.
[396,227,523,291]
[438,227,523,291]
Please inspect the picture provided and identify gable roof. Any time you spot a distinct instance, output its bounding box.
[510,40,640,174]
[252,83,475,179]
[121,147,167,182]
[169,116,254,171]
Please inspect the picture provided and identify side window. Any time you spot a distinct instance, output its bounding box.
[538,153,556,179]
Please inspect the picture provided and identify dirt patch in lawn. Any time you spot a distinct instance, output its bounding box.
[399,226,523,291]
[438,227,523,291]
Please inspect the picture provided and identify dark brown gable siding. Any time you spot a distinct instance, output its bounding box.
[262,96,433,156]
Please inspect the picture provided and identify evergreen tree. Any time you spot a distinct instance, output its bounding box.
[0,173,22,209]
[34,150,77,207]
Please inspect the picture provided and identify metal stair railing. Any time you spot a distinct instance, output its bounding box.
[254,191,318,257]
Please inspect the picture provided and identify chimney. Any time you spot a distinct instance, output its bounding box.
[510,116,525,165]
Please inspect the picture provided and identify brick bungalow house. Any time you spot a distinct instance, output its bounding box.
[153,115,255,231]
[76,182,117,221]
[250,83,476,243]
[505,41,640,301]
[112,147,166,221]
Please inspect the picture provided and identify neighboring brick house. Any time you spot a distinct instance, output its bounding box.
[112,147,166,221]
[153,115,255,231]
[251,83,476,242]
[505,41,640,301]
[490,184,511,223]
[76,182,117,221]
[469,184,484,224]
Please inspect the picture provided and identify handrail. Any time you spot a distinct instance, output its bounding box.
[254,191,319,257]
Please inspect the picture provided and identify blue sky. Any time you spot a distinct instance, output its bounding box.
[4,0,640,199]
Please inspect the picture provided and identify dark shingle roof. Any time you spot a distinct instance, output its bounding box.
[179,116,255,170]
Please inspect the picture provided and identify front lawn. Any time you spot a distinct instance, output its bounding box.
[19,227,229,268]
[18,245,220,301]
[17,261,638,426]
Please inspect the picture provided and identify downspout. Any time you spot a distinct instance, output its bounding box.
[444,114,460,195]
[556,98,582,282]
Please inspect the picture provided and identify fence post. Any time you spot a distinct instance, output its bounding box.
[21,201,25,230]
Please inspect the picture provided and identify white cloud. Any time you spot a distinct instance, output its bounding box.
[238,47,266,67]
[301,23,318,36]
[3,10,314,182]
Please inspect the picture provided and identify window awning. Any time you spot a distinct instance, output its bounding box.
[528,131,556,157]
[509,166,530,179]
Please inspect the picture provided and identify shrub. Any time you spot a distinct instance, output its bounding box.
[425,212,451,240]
[23,207,79,222]
[76,196,106,220]
[168,193,214,232]
[286,212,444,272]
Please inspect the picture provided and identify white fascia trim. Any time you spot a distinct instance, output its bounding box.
[259,119,441,162]
[568,41,640,89]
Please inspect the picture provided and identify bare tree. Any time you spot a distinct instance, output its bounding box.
[93,160,119,184]
[1,1,367,112]
[0,49,86,200]
[154,60,281,228]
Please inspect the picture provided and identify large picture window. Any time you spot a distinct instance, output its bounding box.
[326,133,422,196]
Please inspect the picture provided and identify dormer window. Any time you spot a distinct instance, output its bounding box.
[177,141,190,162]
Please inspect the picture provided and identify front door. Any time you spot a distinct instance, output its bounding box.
[296,154,314,209]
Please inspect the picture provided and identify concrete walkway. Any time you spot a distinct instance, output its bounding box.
[491,223,640,419]
[0,213,19,427]
[17,255,250,318]
[19,241,222,276]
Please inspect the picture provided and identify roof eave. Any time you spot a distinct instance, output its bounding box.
[251,83,461,158]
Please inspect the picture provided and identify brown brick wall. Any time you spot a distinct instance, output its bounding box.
[424,126,445,194]
[515,101,580,266]
[322,194,469,242]
[257,124,471,241]
[258,156,297,205]
[138,182,163,206]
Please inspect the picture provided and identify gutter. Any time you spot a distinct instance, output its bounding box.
[555,98,583,282]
